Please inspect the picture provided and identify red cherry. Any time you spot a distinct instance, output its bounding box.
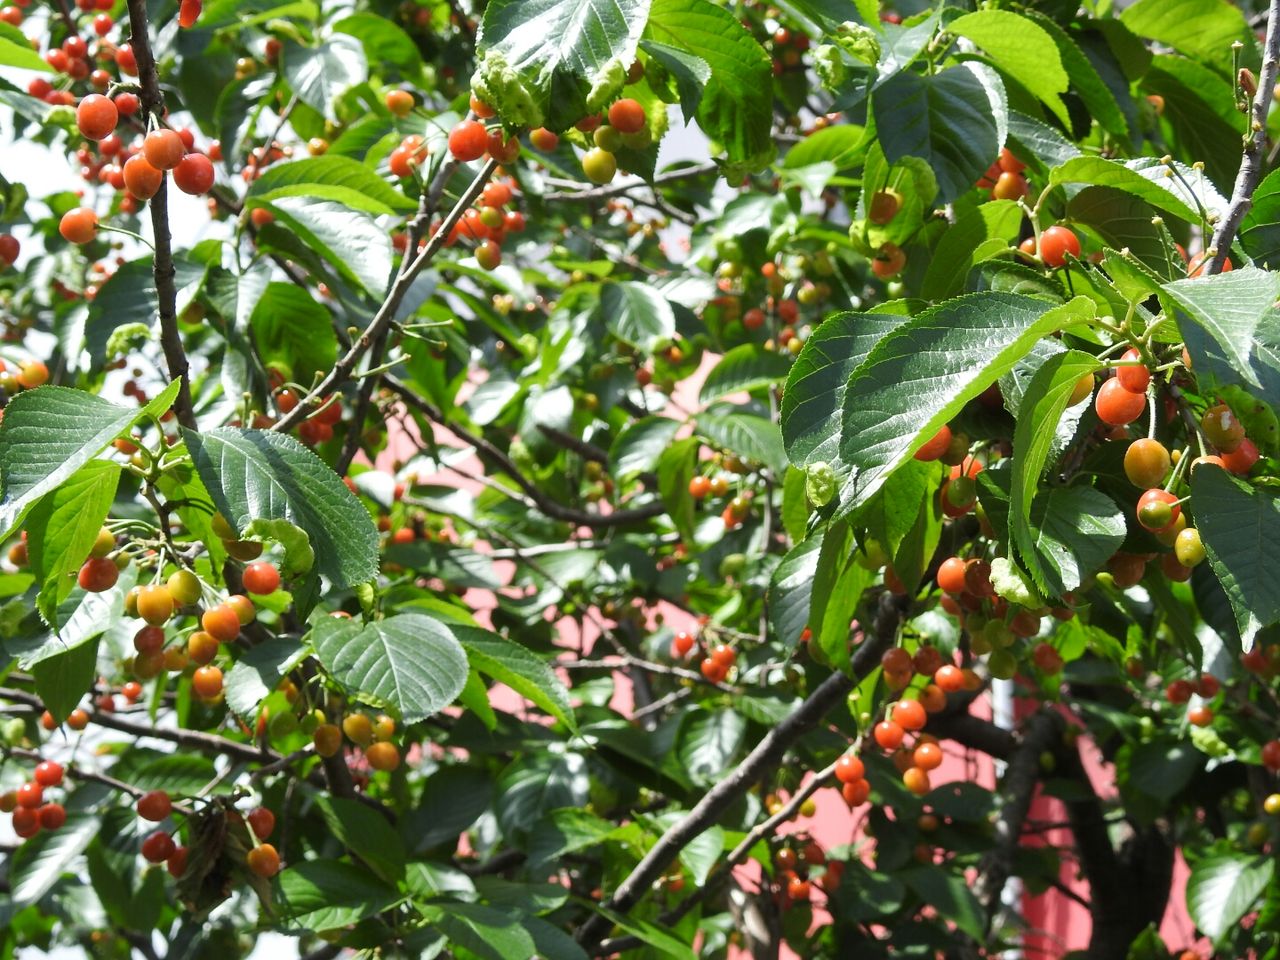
[448,120,488,162]
[136,790,172,822]
[140,830,176,863]
[242,561,280,595]
[1038,225,1081,268]
[1095,377,1146,427]
[33,761,63,787]
[75,94,118,141]
[834,753,865,784]
[173,153,215,195]
[1115,348,1150,394]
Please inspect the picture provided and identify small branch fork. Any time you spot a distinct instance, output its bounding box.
[271,158,499,434]
[1207,1,1280,274]
[576,590,910,953]
[123,0,196,429]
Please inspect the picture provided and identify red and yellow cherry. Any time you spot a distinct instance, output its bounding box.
[448,120,488,162]
[141,830,176,863]
[17,360,48,388]
[1136,488,1180,533]
[915,424,952,462]
[1095,377,1146,426]
[78,556,118,592]
[934,664,965,693]
[1221,438,1259,474]
[75,94,118,141]
[834,753,865,784]
[192,665,223,699]
[59,208,99,245]
[1201,404,1245,453]
[246,842,281,877]
[201,603,241,641]
[1187,251,1233,278]
[366,741,401,771]
[242,561,280,595]
[1115,348,1150,394]
[871,242,906,278]
[313,723,342,757]
[167,569,201,605]
[136,584,174,625]
[607,98,646,134]
[688,476,711,499]
[385,89,414,116]
[530,127,558,151]
[868,187,902,225]
[936,556,968,595]
[136,790,172,821]
[475,240,502,271]
[1038,225,1081,268]
[913,742,943,771]
[173,153,215,195]
[990,171,1028,201]
[1124,439,1170,488]
[891,698,926,731]
[902,767,931,796]
[143,129,186,170]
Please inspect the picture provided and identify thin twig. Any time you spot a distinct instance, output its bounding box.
[1207,13,1280,273]
[124,0,196,429]
[272,158,499,434]
[543,161,719,201]
[577,591,908,952]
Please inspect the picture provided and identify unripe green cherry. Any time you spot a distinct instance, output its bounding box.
[946,475,977,507]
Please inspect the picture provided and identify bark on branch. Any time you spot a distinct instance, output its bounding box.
[124,0,195,429]
[1207,1,1280,273]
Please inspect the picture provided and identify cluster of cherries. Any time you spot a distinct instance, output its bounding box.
[670,629,737,683]
[274,387,344,445]
[0,759,69,839]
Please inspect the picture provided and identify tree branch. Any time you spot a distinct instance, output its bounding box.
[123,0,196,430]
[577,590,909,952]
[1207,6,1280,274]
[543,161,719,202]
[272,158,499,434]
[385,374,667,528]
[972,709,1065,928]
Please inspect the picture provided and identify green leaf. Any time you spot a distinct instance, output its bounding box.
[334,14,423,73]
[948,10,1069,125]
[0,383,177,539]
[279,860,400,930]
[588,904,696,960]
[610,417,682,479]
[769,534,821,646]
[249,283,339,385]
[495,752,590,838]
[781,311,907,468]
[454,625,575,728]
[223,636,310,721]
[696,412,786,474]
[33,638,99,727]
[679,708,747,785]
[1143,54,1246,191]
[1049,156,1224,224]
[7,814,98,906]
[639,39,710,123]
[1187,854,1275,944]
[1120,0,1252,77]
[265,196,393,298]
[1240,167,1280,267]
[25,461,120,628]
[182,427,379,588]
[645,0,773,166]
[1191,466,1280,648]
[782,124,867,170]
[1127,740,1201,800]
[0,22,55,71]
[1162,268,1280,391]
[1028,486,1127,597]
[313,795,405,882]
[1008,350,1105,587]
[838,295,1092,512]
[310,613,469,722]
[699,345,792,403]
[1025,14,1130,141]
[282,35,368,119]
[921,199,1023,301]
[872,62,1006,203]
[899,867,985,940]
[1067,186,1170,274]
[598,281,675,351]
[247,155,416,216]
[864,459,943,593]
[656,436,698,540]
[426,902,538,960]
[780,465,809,543]
[477,0,651,132]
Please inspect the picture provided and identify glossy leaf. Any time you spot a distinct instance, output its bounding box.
[183,427,379,588]
[279,860,400,930]
[838,295,1092,512]
[948,10,1069,125]
[699,345,792,402]
[454,625,575,728]
[1186,854,1274,944]
[598,281,675,351]
[1162,268,1280,392]
[311,613,469,722]
[247,155,416,215]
